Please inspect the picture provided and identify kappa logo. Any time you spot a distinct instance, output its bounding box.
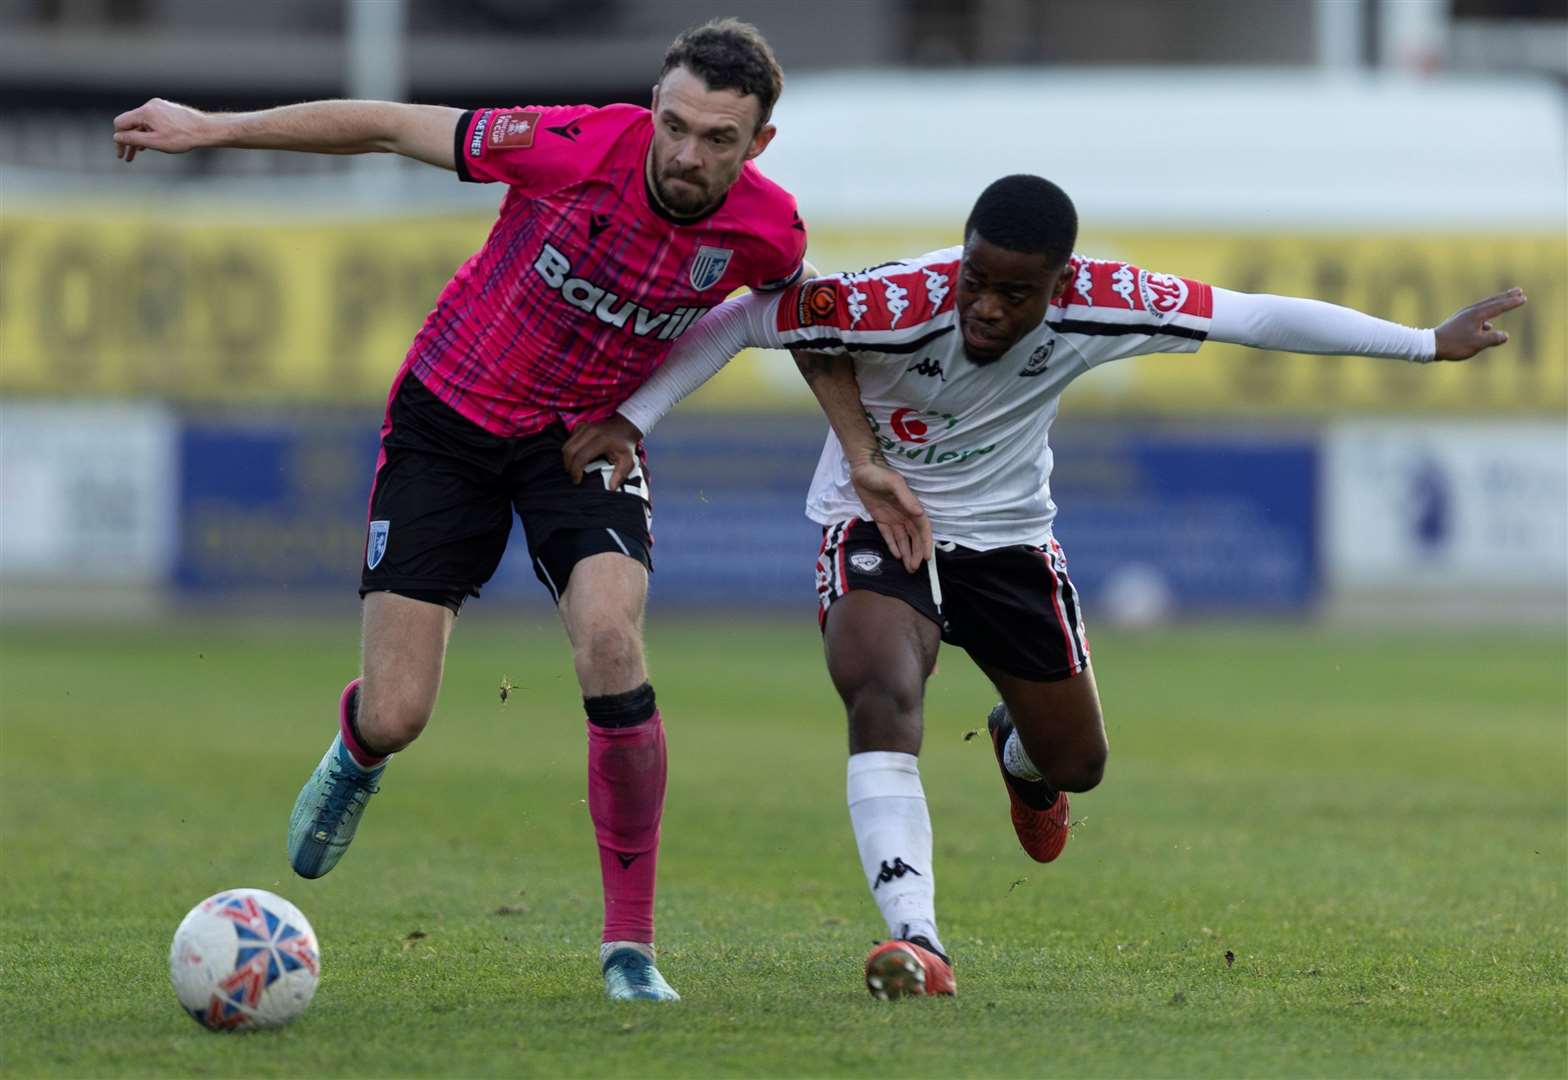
[849,550,883,575]
[1111,263,1137,308]
[872,857,922,889]
[489,110,539,149]
[534,243,708,339]
[366,520,390,570]
[922,267,950,309]
[688,245,733,291]
[908,357,946,380]
[1074,261,1094,305]
[883,279,911,327]
[1020,338,1055,377]
[1138,269,1189,319]
[846,285,869,327]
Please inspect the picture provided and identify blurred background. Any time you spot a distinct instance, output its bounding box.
[0,0,1564,628]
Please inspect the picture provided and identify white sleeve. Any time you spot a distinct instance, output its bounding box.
[615,290,783,436]
[1209,287,1436,361]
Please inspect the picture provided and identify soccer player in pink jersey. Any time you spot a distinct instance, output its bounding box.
[564,174,1527,999]
[113,19,808,1002]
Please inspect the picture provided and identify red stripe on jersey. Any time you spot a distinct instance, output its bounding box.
[1053,256,1212,322]
[777,260,960,335]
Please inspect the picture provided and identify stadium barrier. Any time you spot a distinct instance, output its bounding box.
[1,211,1562,414]
[5,400,1562,617]
[1,400,1318,614]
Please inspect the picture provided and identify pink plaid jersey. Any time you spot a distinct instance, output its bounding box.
[402,103,807,436]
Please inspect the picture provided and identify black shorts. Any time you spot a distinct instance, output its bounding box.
[360,375,652,613]
[815,518,1090,682]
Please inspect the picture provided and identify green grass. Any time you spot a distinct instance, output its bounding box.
[1,617,1564,1078]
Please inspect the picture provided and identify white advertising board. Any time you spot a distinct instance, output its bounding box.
[1324,420,1567,590]
[0,401,177,583]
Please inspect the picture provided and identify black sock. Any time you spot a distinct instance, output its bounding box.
[344,683,389,760]
[584,683,657,729]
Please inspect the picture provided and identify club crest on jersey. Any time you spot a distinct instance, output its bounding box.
[1138,270,1189,320]
[366,520,390,570]
[1020,338,1055,377]
[688,246,733,291]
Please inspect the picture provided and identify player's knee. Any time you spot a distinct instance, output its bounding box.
[359,695,433,753]
[574,622,645,691]
[1054,744,1107,793]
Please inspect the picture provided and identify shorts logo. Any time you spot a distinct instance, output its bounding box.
[366,520,390,570]
[489,110,540,149]
[849,551,883,575]
[688,246,733,291]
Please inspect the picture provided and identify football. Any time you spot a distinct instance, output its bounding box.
[168,888,320,1031]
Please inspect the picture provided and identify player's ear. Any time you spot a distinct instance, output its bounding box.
[745,122,776,161]
[649,83,660,114]
[1049,265,1073,299]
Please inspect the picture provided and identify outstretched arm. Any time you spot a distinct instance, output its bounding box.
[113,98,462,169]
[561,290,773,488]
[793,352,930,573]
[1209,286,1527,361]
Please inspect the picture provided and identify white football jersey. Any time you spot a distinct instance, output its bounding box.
[764,246,1215,550]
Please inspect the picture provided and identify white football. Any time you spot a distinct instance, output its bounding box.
[169,888,320,1031]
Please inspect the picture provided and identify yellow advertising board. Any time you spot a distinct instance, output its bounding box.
[1,210,1561,413]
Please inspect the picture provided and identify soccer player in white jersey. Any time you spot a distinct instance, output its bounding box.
[562,175,1526,999]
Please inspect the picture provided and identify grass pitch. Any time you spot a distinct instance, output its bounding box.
[1,615,1564,1078]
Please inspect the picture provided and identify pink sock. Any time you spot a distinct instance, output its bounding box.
[587,712,666,944]
[336,677,387,769]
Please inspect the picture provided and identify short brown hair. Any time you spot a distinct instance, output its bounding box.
[659,18,784,127]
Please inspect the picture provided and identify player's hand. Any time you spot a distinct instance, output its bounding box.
[849,458,931,574]
[1432,287,1527,361]
[113,98,213,162]
[562,414,643,488]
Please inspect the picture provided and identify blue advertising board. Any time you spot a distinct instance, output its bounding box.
[1047,425,1318,614]
[175,412,1316,615]
[174,411,828,608]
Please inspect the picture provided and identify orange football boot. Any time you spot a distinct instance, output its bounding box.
[864,936,956,999]
[987,703,1071,862]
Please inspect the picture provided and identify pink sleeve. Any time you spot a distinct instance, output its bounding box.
[749,202,808,292]
[453,104,605,191]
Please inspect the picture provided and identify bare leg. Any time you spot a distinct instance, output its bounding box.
[356,591,456,754]
[823,591,941,755]
[977,660,1108,793]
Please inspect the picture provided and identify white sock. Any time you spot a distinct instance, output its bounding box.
[599,940,653,965]
[1002,730,1043,781]
[846,751,943,955]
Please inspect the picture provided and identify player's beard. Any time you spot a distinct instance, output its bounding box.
[649,148,737,219]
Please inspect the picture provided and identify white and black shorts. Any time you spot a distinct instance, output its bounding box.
[815,518,1091,682]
